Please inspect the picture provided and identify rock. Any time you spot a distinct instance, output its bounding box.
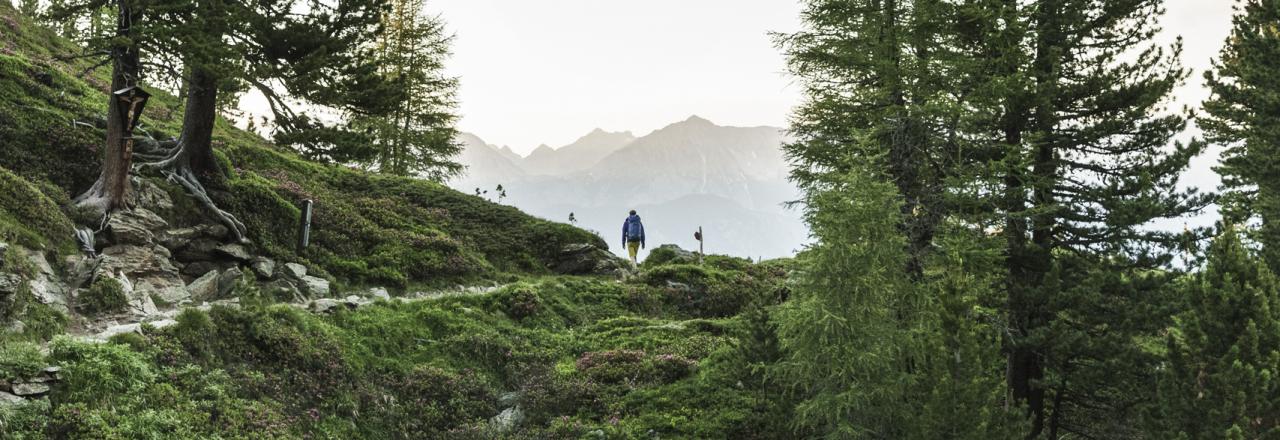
[488,407,525,434]
[310,298,343,314]
[6,320,24,333]
[368,287,390,301]
[127,177,174,212]
[0,273,22,294]
[175,239,220,263]
[105,208,168,245]
[0,391,24,406]
[551,243,629,276]
[205,224,230,240]
[0,242,8,267]
[300,276,330,297]
[214,243,253,262]
[264,279,305,303]
[181,261,220,278]
[10,381,49,396]
[20,248,68,310]
[132,275,187,306]
[283,263,308,279]
[215,267,243,297]
[187,271,220,301]
[159,226,205,251]
[147,319,177,330]
[99,245,181,277]
[649,244,700,265]
[95,323,142,340]
[250,257,275,279]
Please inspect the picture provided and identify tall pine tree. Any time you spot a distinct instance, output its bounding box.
[1149,226,1280,438]
[1203,0,1280,272]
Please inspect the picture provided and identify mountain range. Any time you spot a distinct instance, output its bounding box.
[448,116,809,260]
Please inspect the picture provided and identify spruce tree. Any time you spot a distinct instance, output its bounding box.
[1203,0,1280,272]
[1149,226,1280,438]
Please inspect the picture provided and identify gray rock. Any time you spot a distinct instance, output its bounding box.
[498,391,521,407]
[300,276,330,297]
[6,320,25,334]
[250,257,275,279]
[187,271,220,301]
[283,263,308,279]
[181,261,221,278]
[127,177,174,212]
[552,243,629,276]
[368,287,390,300]
[214,243,253,262]
[206,224,230,240]
[488,407,525,433]
[159,226,205,251]
[310,298,343,314]
[10,382,49,396]
[0,391,24,406]
[264,279,305,303]
[0,242,8,267]
[21,248,68,310]
[147,319,177,330]
[216,267,243,297]
[95,323,142,340]
[106,209,168,245]
[0,273,22,294]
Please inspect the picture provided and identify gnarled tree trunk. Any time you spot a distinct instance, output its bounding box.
[75,1,141,213]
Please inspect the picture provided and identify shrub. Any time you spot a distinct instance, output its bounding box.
[575,349,695,385]
[497,285,542,321]
[78,276,128,315]
[0,341,44,379]
[48,337,156,404]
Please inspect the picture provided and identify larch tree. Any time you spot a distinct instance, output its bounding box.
[1148,226,1280,438]
[1203,0,1280,272]
[354,0,463,180]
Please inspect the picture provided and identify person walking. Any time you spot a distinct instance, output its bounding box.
[622,210,645,265]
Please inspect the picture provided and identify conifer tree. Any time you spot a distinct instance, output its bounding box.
[353,0,462,180]
[1148,226,1280,438]
[776,0,970,278]
[776,166,1019,439]
[1203,0,1280,272]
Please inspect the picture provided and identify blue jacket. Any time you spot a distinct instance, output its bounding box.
[622,214,645,246]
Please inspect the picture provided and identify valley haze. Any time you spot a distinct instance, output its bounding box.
[450,116,808,260]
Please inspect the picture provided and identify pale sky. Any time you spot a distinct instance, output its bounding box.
[426,1,1237,157]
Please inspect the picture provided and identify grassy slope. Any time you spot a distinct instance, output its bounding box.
[0,5,798,438]
[0,1,603,290]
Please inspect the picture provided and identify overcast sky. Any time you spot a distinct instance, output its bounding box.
[427,0,1238,157]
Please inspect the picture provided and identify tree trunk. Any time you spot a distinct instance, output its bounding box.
[76,1,141,213]
[173,67,220,176]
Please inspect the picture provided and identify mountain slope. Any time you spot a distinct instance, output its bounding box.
[522,128,636,176]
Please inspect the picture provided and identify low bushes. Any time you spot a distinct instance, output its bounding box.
[77,276,127,316]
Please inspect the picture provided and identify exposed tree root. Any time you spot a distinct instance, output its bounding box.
[136,135,248,243]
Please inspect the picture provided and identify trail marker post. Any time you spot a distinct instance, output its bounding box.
[298,199,313,253]
[694,227,704,265]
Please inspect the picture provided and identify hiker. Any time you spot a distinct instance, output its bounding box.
[622,210,645,265]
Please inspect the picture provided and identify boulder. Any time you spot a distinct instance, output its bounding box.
[98,245,186,307]
[10,381,49,396]
[647,244,700,265]
[205,224,230,240]
[216,267,244,296]
[0,391,23,406]
[488,407,525,434]
[214,243,253,262]
[250,257,275,279]
[551,243,629,276]
[368,287,390,301]
[0,273,22,294]
[95,323,142,340]
[283,263,308,279]
[0,241,8,267]
[159,226,207,251]
[300,276,330,297]
[19,248,68,310]
[310,298,344,314]
[186,271,220,301]
[105,208,168,245]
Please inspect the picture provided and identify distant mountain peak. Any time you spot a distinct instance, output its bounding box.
[682,115,715,125]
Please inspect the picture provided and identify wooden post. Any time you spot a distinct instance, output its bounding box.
[298,199,313,253]
[697,226,704,265]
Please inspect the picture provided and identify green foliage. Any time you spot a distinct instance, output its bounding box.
[77,276,128,315]
[1203,0,1280,272]
[0,167,74,251]
[1149,227,1280,438]
[0,341,44,379]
